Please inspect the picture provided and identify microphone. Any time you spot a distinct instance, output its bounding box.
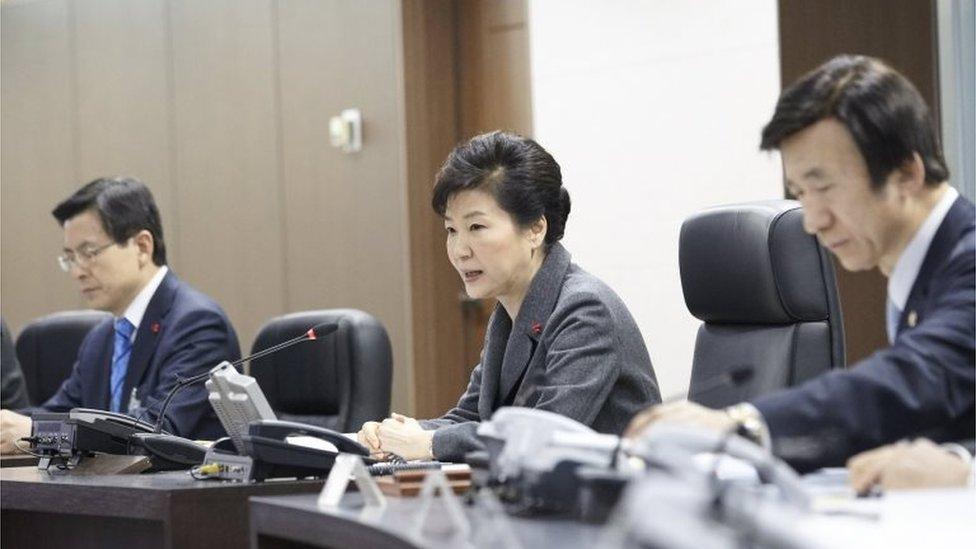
[150,322,339,434]
[663,365,754,403]
[225,322,338,371]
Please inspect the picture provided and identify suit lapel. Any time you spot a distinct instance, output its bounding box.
[899,196,975,335]
[478,305,510,419]
[121,271,178,410]
[90,324,115,409]
[495,244,572,408]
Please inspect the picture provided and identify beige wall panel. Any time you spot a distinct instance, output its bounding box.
[276,0,413,414]
[73,0,177,266]
[168,0,285,351]
[1,0,82,333]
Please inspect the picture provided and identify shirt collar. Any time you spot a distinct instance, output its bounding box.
[121,265,168,339]
[887,187,958,310]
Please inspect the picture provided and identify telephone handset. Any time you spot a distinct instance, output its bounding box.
[240,419,374,481]
[70,408,158,434]
[248,419,370,456]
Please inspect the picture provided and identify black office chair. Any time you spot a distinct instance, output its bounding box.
[15,310,112,406]
[680,200,845,408]
[250,309,392,432]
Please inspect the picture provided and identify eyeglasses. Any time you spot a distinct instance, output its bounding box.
[57,242,116,272]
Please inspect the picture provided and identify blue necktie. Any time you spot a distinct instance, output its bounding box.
[110,318,135,412]
[885,298,901,345]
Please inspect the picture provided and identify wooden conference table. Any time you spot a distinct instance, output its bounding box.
[249,491,604,549]
[4,462,974,549]
[0,455,38,468]
[248,471,976,549]
[0,465,324,549]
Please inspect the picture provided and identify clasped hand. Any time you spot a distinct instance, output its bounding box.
[357,412,434,461]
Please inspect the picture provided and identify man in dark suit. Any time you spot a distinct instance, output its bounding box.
[1,317,31,410]
[0,177,240,453]
[626,55,975,472]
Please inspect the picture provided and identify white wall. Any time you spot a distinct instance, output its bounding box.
[937,0,975,201]
[529,0,783,397]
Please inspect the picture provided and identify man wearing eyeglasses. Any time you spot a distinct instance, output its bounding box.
[0,177,240,453]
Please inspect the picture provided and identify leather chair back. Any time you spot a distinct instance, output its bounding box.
[250,309,392,432]
[15,310,112,406]
[680,200,845,407]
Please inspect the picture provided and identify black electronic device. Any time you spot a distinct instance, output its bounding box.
[129,433,207,472]
[28,408,159,469]
[475,408,619,518]
[29,412,76,467]
[240,419,373,481]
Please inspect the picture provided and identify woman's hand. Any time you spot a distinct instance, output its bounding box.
[375,413,435,461]
[356,421,383,455]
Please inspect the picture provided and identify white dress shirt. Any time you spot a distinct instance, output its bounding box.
[887,187,959,311]
[121,265,169,342]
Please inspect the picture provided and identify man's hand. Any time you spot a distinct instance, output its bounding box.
[0,409,32,455]
[375,413,434,461]
[625,401,736,439]
[847,439,972,493]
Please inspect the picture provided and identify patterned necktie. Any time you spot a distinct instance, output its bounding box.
[885,298,901,345]
[110,318,135,412]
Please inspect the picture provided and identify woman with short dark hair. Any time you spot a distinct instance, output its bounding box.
[358,131,660,462]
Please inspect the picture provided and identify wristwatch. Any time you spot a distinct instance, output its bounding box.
[725,402,772,451]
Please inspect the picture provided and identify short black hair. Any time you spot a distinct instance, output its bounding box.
[431,131,571,251]
[52,177,167,266]
[761,54,949,188]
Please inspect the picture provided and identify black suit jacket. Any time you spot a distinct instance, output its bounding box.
[1,317,31,409]
[32,271,241,439]
[753,195,975,471]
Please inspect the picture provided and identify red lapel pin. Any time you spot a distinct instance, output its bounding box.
[151,322,161,334]
[531,322,543,336]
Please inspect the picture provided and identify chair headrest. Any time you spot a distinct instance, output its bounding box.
[679,200,831,324]
[250,309,390,418]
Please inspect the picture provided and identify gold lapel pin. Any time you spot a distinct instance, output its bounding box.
[907,310,918,327]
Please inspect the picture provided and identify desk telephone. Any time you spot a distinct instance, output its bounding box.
[29,408,210,471]
[212,419,373,481]
[474,407,810,521]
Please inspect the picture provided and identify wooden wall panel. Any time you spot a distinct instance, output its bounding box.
[276,0,413,413]
[453,0,533,406]
[402,0,535,417]
[457,0,533,139]
[168,0,286,350]
[777,0,940,365]
[1,0,81,331]
[402,0,466,418]
[73,0,177,265]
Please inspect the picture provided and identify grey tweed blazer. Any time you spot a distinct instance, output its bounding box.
[420,243,661,461]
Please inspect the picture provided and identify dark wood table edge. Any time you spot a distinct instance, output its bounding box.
[1,468,325,521]
[250,495,424,549]
[0,455,40,468]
